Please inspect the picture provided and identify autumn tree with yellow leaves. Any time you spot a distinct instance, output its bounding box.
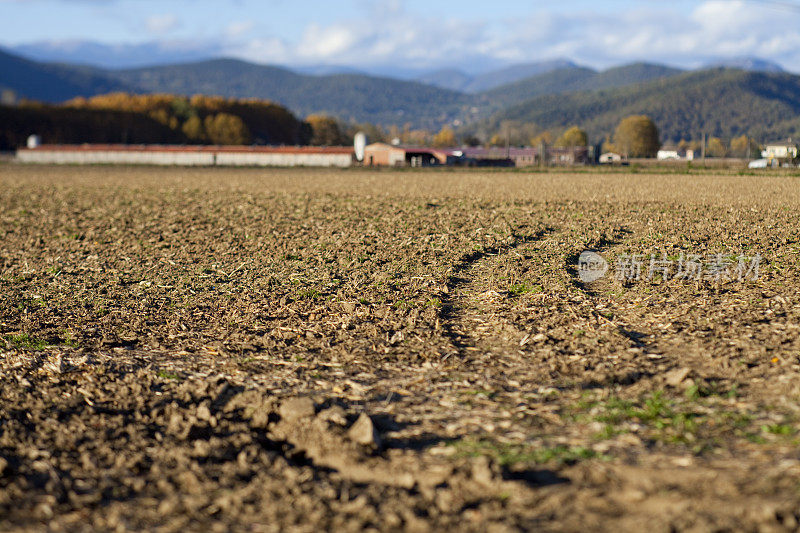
[63,92,306,145]
[203,113,251,145]
[706,137,728,158]
[730,135,760,158]
[555,126,588,148]
[306,114,347,146]
[613,115,660,157]
[432,126,456,147]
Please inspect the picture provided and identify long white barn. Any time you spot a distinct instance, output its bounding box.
[16,145,356,168]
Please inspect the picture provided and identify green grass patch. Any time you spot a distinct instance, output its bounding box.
[568,389,796,452]
[155,370,181,380]
[763,423,795,436]
[451,439,600,466]
[392,299,416,310]
[295,288,320,300]
[61,331,80,348]
[2,333,49,351]
[425,297,443,308]
[508,282,543,296]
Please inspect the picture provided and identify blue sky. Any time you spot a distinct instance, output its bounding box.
[2,0,800,72]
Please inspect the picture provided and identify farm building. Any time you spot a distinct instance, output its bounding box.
[550,146,592,165]
[657,145,699,161]
[16,145,356,167]
[17,143,596,168]
[462,146,591,167]
[762,140,798,163]
[657,146,681,160]
[461,147,533,167]
[363,143,459,167]
[599,152,624,164]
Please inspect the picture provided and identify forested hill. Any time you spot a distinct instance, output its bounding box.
[3,45,800,142]
[416,59,579,92]
[478,62,684,109]
[0,48,126,102]
[474,68,800,142]
[108,59,472,130]
[0,48,471,131]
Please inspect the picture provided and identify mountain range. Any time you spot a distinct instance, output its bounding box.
[9,40,218,69]
[473,68,800,142]
[0,48,127,103]
[415,59,581,93]
[1,45,799,142]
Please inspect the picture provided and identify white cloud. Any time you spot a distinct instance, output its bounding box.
[145,14,179,35]
[6,0,800,73]
[297,24,358,59]
[225,21,254,39]
[227,5,493,70]
[226,37,290,64]
[181,0,800,72]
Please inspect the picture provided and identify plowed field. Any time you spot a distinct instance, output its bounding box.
[3,165,800,531]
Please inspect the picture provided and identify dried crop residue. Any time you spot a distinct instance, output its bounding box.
[2,165,800,532]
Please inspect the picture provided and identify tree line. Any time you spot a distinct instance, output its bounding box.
[470,116,764,158]
[66,93,310,146]
[0,92,767,158]
[1,93,351,150]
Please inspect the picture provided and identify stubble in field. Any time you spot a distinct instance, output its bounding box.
[2,165,800,531]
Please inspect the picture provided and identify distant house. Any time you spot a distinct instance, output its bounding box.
[657,145,699,161]
[657,146,681,160]
[363,143,457,167]
[762,140,798,162]
[461,146,591,167]
[599,152,623,164]
[362,143,593,168]
[462,147,536,167]
[363,143,406,167]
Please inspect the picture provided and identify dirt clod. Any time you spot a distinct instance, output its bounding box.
[347,413,381,447]
[279,397,316,421]
[665,367,692,387]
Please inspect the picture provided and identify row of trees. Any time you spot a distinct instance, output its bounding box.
[481,116,765,158]
[2,92,768,158]
[301,117,590,150]
[0,104,186,149]
[303,119,462,148]
[6,92,364,149]
[483,126,589,149]
[478,117,659,156]
[314,114,762,159]
[701,135,762,158]
[307,120,592,150]
[65,93,309,145]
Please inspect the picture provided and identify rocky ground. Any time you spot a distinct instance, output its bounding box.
[2,165,800,531]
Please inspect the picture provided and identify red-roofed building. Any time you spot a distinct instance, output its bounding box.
[363,143,460,167]
[16,144,356,167]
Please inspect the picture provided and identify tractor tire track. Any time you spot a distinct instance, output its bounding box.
[439,226,553,360]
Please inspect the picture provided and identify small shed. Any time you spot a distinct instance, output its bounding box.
[657,146,681,160]
[363,143,455,167]
[599,152,623,164]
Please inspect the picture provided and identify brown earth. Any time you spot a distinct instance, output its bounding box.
[2,164,800,531]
